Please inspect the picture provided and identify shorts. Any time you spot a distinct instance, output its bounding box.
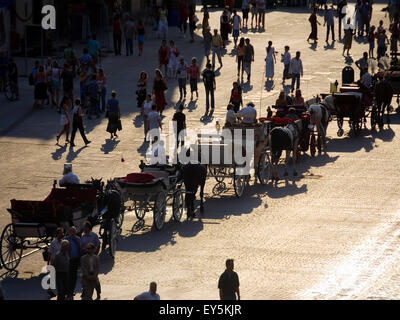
[242,8,249,19]
[251,6,257,15]
[369,41,374,50]
[190,78,198,92]
[233,29,240,38]
[258,8,265,14]
[138,35,145,44]
[52,80,60,90]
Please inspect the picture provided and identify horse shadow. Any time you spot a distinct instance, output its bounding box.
[101,138,120,154]
[325,133,375,153]
[265,80,275,92]
[51,143,68,160]
[266,180,308,199]
[371,126,395,143]
[66,145,87,162]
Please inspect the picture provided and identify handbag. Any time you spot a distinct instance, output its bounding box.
[117,119,122,131]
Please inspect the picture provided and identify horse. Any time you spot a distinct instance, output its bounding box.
[178,162,207,219]
[268,117,309,180]
[374,76,393,128]
[307,103,330,152]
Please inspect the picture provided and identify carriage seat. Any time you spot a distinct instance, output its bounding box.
[141,169,170,179]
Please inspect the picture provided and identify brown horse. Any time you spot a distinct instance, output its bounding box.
[374,77,393,128]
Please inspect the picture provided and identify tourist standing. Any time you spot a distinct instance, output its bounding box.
[390,18,399,58]
[188,5,196,43]
[220,9,230,49]
[66,227,81,300]
[343,20,354,56]
[265,41,276,81]
[8,57,18,99]
[158,4,169,40]
[289,51,303,93]
[168,40,180,79]
[177,56,188,100]
[70,98,90,147]
[47,227,64,298]
[113,14,122,56]
[189,57,200,100]
[53,240,70,300]
[172,104,186,148]
[81,243,100,300]
[218,259,240,300]
[158,40,170,76]
[307,8,320,44]
[96,68,107,113]
[147,104,162,143]
[257,0,266,29]
[124,16,136,56]
[229,82,243,113]
[202,63,216,114]
[106,90,121,140]
[86,74,99,120]
[243,38,254,82]
[368,26,376,58]
[153,69,167,116]
[281,45,291,85]
[34,65,47,108]
[136,71,148,109]
[355,52,369,78]
[377,29,389,60]
[203,26,212,64]
[324,4,335,42]
[202,6,210,33]
[337,0,347,39]
[361,0,372,37]
[88,34,101,65]
[231,10,242,47]
[56,96,71,144]
[137,19,145,56]
[142,94,153,140]
[237,38,246,80]
[250,0,258,29]
[211,29,223,69]
[134,282,160,300]
[79,48,93,71]
[242,0,250,28]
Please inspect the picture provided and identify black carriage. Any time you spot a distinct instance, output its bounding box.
[113,164,184,231]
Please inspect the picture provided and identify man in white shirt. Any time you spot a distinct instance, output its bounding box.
[289,51,303,93]
[281,46,291,84]
[147,104,162,144]
[231,10,242,47]
[237,102,257,124]
[59,163,80,186]
[134,282,160,300]
[142,94,153,141]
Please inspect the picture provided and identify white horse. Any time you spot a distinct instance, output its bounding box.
[307,104,330,152]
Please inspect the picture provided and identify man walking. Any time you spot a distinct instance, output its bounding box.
[211,29,223,69]
[134,282,160,300]
[176,56,188,100]
[281,45,291,85]
[337,0,347,39]
[66,226,81,300]
[289,51,303,93]
[124,16,136,56]
[231,10,242,47]
[53,240,70,300]
[81,243,100,300]
[218,259,240,300]
[202,63,216,115]
[324,4,335,42]
[172,104,186,149]
[70,98,91,147]
[243,38,254,82]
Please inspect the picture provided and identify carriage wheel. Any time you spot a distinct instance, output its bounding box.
[0,224,24,271]
[134,201,147,220]
[337,118,344,137]
[108,219,118,258]
[172,189,184,222]
[210,167,226,183]
[212,182,227,195]
[233,170,245,198]
[310,132,316,157]
[257,153,272,185]
[153,192,167,231]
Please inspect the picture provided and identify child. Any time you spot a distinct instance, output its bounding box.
[368,26,376,58]
[188,57,200,100]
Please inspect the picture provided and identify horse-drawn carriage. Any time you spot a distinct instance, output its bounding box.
[113,163,184,231]
[0,181,123,271]
[196,120,272,197]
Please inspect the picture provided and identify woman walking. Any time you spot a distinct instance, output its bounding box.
[70,98,91,147]
[168,40,179,79]
[51,61,61,108]
[202,6,210,33]
[265,41,276,81]
[153,69,167,116]
[136,71,148,109]
[106,90,121,139]
[343,18,354,56]
[237,38,246,80]
[34,65,48,108]
[229,82,243,113]
[96,68,107,113]
[189,57,200,100]
[137,19,146,56]
[307,8,320,44]
[56,96,71,144]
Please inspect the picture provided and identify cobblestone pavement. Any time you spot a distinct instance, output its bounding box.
[1,2,400,300]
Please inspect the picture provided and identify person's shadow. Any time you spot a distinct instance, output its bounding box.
[265,80,275,91]
[324,41,335,50]
[309,42,317,51]
[51,143,68,160]
[66,145,87,162]
[101,139,120,154]
[186,100,197,112]
[133,114,143,128]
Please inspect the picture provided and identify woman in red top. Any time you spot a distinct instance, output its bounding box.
[158,39,170,76]
[153,69,167,115]
[229,82,243,113]
[113,14,122,55]
[188,57,200,100]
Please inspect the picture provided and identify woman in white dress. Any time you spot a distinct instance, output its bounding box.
[168,40,179,79]
[265,41,276,81]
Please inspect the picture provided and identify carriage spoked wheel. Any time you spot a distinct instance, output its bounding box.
[153,192,167,231]
[337,118,344,137]
[0,224,24,271]
[212,182,227,196]
[210,167,226,183]
[109,219,118,258]
[134,201,147,220]
[257,153,272,185]
[233,169,246,198]
[172,189,184,222]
